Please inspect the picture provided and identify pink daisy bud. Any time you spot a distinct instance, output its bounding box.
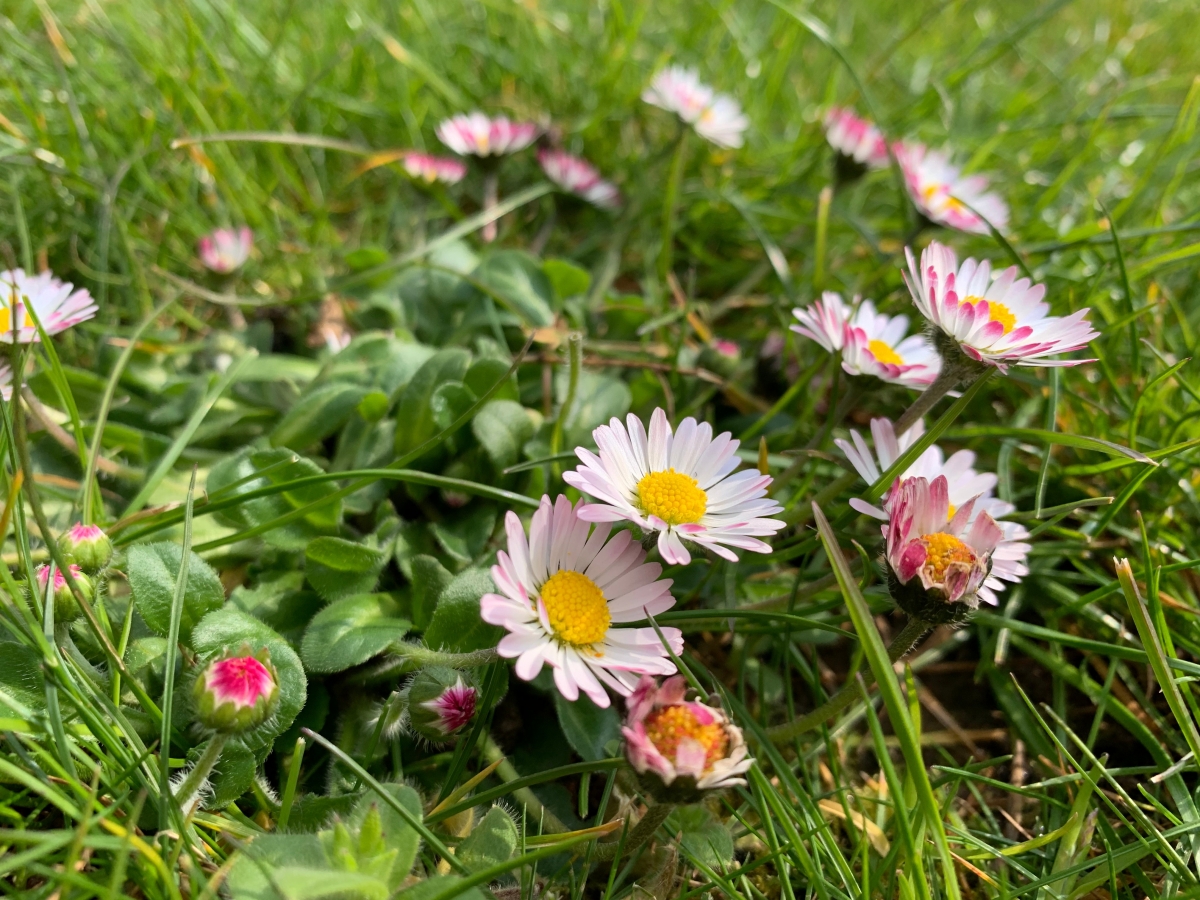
[622,675,751,802]
[193,649,279,734]
[407,666,478,741]
[198,227,253,274]
[58,522,113,574]
[36,563,92,623]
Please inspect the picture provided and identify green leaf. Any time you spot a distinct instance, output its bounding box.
[396,876,485,900]
[554,691,621,762]
[191,608,307,750]
[430,382,477,432]
[207,448,341,551]
[270,382,369,450]
[350,783,423,889]
[393,348,472,459]
[456,806,518,873]
[543,258,591,300]
[423,568,501,653]
[558,370,631,447]
[226,834,325,900]
[409,555,453,631]
[430,505,497,565]
[301,595,410,673]
[126,543,225,642]
[305,537,387,603]
[471,400,535,470]
[666,806,735,869]
[464,357,518,403]
[208,740,258,807]
[472,250,555,326]
[0,641,43,718]
[271,867,389,900]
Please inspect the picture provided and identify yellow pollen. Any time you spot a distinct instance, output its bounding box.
[922,185,940,201]
[644,705,728,771]
[919,532,975,583]
[867,339,904,366]
[987,301,1017,334]
[947,503,957,519]
[636,469,707,526]
[478,134,490,153]
[539,570,610,647]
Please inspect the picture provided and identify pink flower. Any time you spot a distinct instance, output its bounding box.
[642,67,748,149]
[198,227,253,274]
[0,269,97,343]
[418,677,478,735]
[193,652,280,733]
[893,142,1008,235]
[538,149,620,209]
[436,112,540,158]
[824,108,889,169]
[59,523,113,573]
[712,339,738,359]
[402,152,467,185]
[622,675,751,791]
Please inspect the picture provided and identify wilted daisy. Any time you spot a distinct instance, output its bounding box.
[538,149,620,209]
[0,269,98,342]
[402,152,467,185]
[481,495,683,708]
[792,292,940,388]
[824,107,889,170]
[642,67,748,149]
[564,409,784,565]
[904,241,1098,370]
[894,142,1009,235]
[198,227,253,274]
[884,474,1003,621]
[837,417,1030,604]
[435,112,540,158]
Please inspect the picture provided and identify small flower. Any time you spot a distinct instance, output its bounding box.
[0,363,11,402]
[564,409,785,565]
[894,142,1009,235]
[402,152,468,185]
[36,563,92,623]
[481,495,683,708]
[642,67,748,149]
[824,108,889,170]
[198,227,253,274]
[193,650,280,734]
[837,417,1030,604]
[904,240,1099,370]
[792,293,941,389]
[622,675,751,799]
[883,474,1003,622]
[0,269,98,343]
[436,112,540,158]
[407,667,478,740]
[537,149,620,209]
[58,522,114,574]
[699,338,741,377]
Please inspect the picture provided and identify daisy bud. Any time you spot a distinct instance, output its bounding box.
[621,675,752,803]
[193,649,280,734]
[406,667,478,742]
[699,339,740,377]
[36,564,92,623]
[58,523,113,574]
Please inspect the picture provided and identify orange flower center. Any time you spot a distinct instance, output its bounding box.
[919,533,975,583]
[867,339,904,366]
[539,570,610,647]
[644,705,728,772]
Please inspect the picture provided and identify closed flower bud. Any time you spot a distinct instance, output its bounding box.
[193,649,279,734]
[58,523,113,574]
[699,340,741,377]
[406,667,478,742]
[36,564,92,623]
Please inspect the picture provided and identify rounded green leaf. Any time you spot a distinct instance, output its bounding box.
[456,806,518,873]
[394,348,472,458]
[471,400,535,470]
[423,568,501,653]
[270,382,369,450]
[126,542,225,641]
[301,595,410,673]
[305,537,387,603]
[472,250,555,326]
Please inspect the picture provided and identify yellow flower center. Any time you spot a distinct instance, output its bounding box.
[867,339,904,366]
[0,305,34,335]
[539,570,610,647]
[919,532,975,583]
[636,469,707,526]
[477,133,490,153]
[644,705,728,772]
[947,503,957,519]
[987,301,1016,334]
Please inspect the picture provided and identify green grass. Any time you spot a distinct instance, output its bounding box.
[2,0,1200,898]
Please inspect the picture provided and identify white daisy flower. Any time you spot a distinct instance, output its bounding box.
[563,409,785,565]
[642,67,748,149]
[894,142,1009,235]
[481,495,683,708]
[435,112,540,158]
[0,269,98,343]
[198,227,253,274]
[694,95,749,149]
[837,417,1031,604]
[904,241,1099,370]
[538,149,621,209]
[402,152,467,185]
[824,108,889,170]
[792,292,941,389]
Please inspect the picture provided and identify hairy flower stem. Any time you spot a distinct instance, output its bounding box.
[892,365,968,437]
[550,331,583,482]
[389,643,499,670]
[174,733,229,811]
[482,170,500,242]
[766,617,929,744]
[593,801,676,862]
[656,128,689,287]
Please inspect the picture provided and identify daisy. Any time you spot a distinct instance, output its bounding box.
[792,293,941,388]
[198,227,253,274]
[904,240,1099,369]
[563,409,784,565]
[481,495,683,708]
[435,112,540,158]
[538,149,621,209]
[894,142,1009,235]
[837,417,1030,604]
[642,67,748,149]
[0,269,98,342]
[0,364,11,401]
[402,152,467,185]
[824,108,889,170]
[884,474,1003,616]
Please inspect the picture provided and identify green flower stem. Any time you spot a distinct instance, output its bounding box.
[766,617,929,744]
[388,643,499,670]
[56,625,110,689]
[550,331,583,482]
[656,128,689,286]
[892,361,981,437]
[173,733,229,810]
[482,170,500,243]
[592,801,675,862]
